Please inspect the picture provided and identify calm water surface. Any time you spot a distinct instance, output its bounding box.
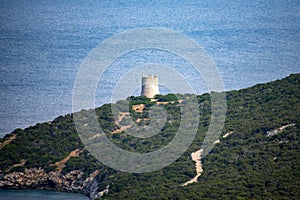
[0,189,89,200]
[0,1,299,135]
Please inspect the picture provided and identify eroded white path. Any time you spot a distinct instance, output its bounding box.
[266,123,295,137]
[181,149,203,186]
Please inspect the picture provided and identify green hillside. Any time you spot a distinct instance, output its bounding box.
[0,74,299,199]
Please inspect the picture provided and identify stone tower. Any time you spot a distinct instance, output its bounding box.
[141,75,159,98]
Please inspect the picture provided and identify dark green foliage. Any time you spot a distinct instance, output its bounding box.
[9,165,25,173]
[62,150,105,179]
[0,74,299,199]
[154,94,178,102]
[0,113,85,170]
[101,74,300,199]
[127,96,153,106]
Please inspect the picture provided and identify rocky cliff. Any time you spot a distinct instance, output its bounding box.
[0,167,106,199]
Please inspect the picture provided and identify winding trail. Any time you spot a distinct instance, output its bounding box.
[111,125,132,134]
[111,112,132,134]
[116,112,130,124]
[182,149,203,186]
[266,123,295,137]
[53,149,82,172]
[6,159,26,172]
[0,134,17,149]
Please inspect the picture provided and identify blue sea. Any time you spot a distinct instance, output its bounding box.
[1,0,300,137]
[0,189,88,200]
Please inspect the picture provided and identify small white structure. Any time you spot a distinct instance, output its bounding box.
[141,75,159,98]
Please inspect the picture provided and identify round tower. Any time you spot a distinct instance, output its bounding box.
[141,75,159,98]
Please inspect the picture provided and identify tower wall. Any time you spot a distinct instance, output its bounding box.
[141,75,159,98]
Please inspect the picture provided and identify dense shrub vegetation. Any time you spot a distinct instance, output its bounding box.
[0,74,299,199]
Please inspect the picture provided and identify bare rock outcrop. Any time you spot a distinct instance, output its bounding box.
[0,168,106,200]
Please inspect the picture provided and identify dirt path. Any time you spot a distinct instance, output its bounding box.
[132,104,145,113]
[111,125,132,134]
[223,131,234,138]
[182,149,203,186]
[6,159,26,172]
[267,123,295,137]
[53,149,82,172]
[112,100,184,134]
[111,112,132,134]
[116,112,130,124]
[0,134,17,149]
[156,100,184,105]
[88,133,103,139]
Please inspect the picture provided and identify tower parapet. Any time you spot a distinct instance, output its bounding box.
[141,75,159,98]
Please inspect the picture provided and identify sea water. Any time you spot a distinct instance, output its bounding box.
[0,189,88,200]
[1,0,299,137]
